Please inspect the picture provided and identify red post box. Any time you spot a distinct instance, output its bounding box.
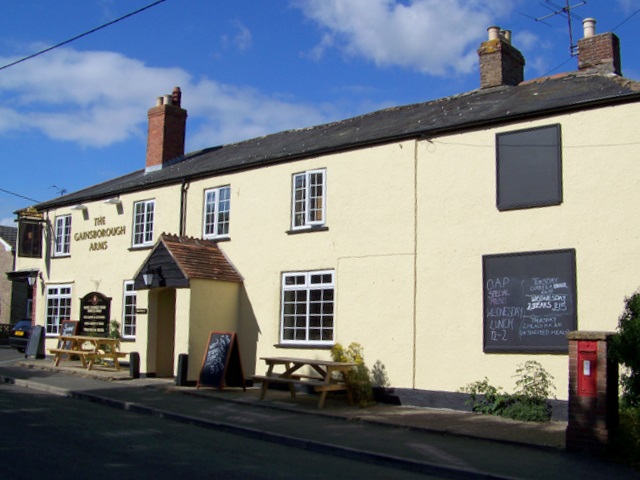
[577,340,598,397]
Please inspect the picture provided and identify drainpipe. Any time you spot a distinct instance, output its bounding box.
[179,179,190,236]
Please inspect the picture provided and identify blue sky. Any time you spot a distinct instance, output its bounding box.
[1,0,639,225]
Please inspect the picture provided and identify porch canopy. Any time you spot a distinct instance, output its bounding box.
[134,234,242,290]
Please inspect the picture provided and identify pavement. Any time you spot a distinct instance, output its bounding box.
[0,353,637,480]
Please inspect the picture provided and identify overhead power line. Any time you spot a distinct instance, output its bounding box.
[611,7,640,32]
[0,0,167,72]
[0,187,39,203]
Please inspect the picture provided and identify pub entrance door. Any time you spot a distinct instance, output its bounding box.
[148,288,176,378]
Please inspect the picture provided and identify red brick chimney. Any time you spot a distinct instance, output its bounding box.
[478,26,525,89]
[577,18,622,76]
[146,86,187,172]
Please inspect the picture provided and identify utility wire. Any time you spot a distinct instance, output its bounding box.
[0,188,39,203]
[0,0,166,72]
[611,7,640,32]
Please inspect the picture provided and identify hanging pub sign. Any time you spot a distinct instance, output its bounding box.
[79,291,112,337]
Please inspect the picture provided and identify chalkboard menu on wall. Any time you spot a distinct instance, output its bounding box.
[197,332,245,390]
[482,249,576,353]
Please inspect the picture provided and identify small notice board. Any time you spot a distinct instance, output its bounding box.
[197,331,245,390]
[58,321,79,359]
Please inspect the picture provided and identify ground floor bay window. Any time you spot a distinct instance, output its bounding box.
[281,270,334,345]
[45,285,72,335]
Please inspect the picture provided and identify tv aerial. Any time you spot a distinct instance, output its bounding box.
[522,1,587,56]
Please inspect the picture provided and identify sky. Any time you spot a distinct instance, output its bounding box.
[1,0,639,226]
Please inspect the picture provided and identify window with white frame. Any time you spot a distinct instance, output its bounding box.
[132,199,155,247]
[291,169,325,230]
[54,214,72,256]
[46,285,72,335]
[122,281,137,339]
[203,186,231,238]
[281,270,334,345]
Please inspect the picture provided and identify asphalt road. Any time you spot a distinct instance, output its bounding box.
[0,380,444,479]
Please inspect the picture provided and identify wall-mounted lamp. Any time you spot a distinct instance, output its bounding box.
[26,271,38,287]
[142,266,162,287]
[71,204,87,211]
[104,197,122,205]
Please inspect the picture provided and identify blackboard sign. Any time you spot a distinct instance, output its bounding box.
[197,332,245,390]
[25,325,45,359]
[482,249,576,353]
[79,292,111,336]
[58,321,79,359]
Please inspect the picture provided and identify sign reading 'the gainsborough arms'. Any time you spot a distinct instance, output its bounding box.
[74,216,126,252]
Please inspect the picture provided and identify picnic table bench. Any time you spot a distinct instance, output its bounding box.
[49,335,127,371]
[254,356,356,408]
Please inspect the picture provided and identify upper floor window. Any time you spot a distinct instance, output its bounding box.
[203,186,231,239]
[122,281,137,339]
[291,169,325,230]
[46,285,72,336]
[496,124,563,211]
[18,220,42,258]
[54,215,72,257]
[133,199,155,247]
[281,270,334,345]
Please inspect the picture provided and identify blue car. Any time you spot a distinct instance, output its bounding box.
[9,320,32,353]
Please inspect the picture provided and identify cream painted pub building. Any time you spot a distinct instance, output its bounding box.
[9,21,640,402]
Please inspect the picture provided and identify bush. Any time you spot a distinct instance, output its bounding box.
[330,342,375,407]
[459,377,512,415]
[610,292,640,408]
[607,406,640,470]
[459,361,555,422]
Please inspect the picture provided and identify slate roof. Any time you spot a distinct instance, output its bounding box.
[159,234,242,283]
[0,226,17,250]
[32,72,640,212]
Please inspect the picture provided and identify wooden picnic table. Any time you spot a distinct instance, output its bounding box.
[48,335,126,371]
[253,356,356,408]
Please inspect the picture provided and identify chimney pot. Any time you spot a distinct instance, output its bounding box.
[487,26,500,41]
[172,87,182,108]
[583,18,596,38]
[163,94,172,106]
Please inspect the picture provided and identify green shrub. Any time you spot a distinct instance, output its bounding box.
[610,292,640,408]
[459,361,555,422]
[331,342,375,408]
[607,406,640,470]
[459,377,512,415]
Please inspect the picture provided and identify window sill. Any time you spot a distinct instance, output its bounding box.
[202,236,231,243]
[286,226,329,235]
[128,245,154,252]
[274,343,334,350]
[52,254,71,259]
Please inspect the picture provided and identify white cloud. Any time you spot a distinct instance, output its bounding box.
[0,47,334,150]
[618,0,640,13]
[187,79,333,149]
[220,22,253,52]
[294,0,521,76]
[233,22,253,51]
